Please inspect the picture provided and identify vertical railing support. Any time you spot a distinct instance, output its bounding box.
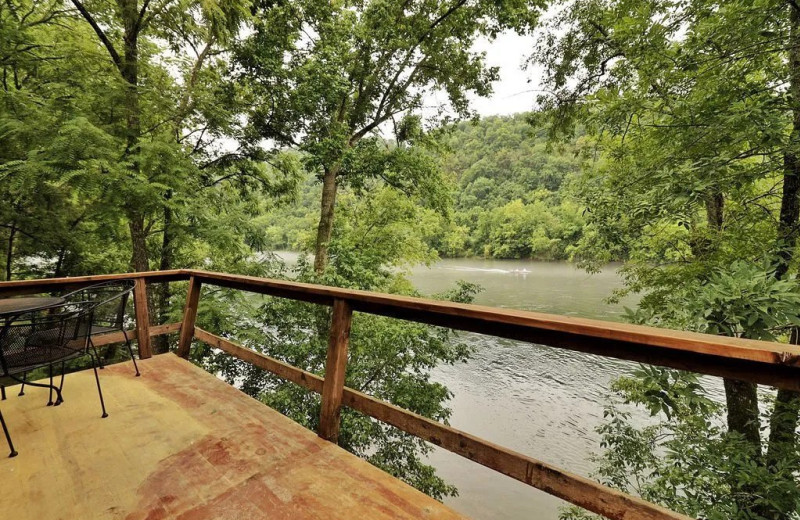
[177,276,202,358]
[133,278,152,359]
[319,299,353,443]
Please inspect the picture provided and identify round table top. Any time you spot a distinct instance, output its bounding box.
[0,296,65,317]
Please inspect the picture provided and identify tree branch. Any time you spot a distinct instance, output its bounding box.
[137,0,153,31]
[70,0,123,71]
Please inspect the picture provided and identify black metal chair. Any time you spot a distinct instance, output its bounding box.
[60,280,140,376]
[8,281,139,402]
[0,302,108,457]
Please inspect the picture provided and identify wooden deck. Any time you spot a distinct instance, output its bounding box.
[0,353,467,520]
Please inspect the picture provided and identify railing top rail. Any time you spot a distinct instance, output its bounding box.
[186,269,799,361]
[0,270,189,297]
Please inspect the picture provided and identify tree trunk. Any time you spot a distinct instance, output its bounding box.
[54,247,66,278]
[4,222,15,281]
[314,165,340,273]
[704,191,763,450]
[120,0,140,156]
[154,201,174,353]
[753,8,800,520]
[723,379,761,447]
[117,0,149,273]
[128,215,149,272]
[766,0,800,463]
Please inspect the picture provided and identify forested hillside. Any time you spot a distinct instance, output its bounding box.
[438,114,585,259]
[261,114,588,261]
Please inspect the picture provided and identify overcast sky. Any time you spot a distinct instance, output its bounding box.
[468,32,541,116]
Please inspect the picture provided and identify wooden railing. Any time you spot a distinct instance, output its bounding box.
[3,269,800,520]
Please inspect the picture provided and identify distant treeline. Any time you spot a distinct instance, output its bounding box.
[262,113,590,261]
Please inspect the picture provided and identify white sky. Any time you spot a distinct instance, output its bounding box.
[468,32,542,116]
[420,31,544,120]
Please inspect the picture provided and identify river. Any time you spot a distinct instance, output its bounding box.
[408,258,640,520]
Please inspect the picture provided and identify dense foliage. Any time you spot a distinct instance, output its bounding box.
[260,114,590,260]
[437,115,586,258]
[0,0,297,281]
[532,0,800,518]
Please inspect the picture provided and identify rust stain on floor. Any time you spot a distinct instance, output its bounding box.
[0,353,467,519]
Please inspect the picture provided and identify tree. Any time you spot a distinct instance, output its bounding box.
[236,0,543,272]
[533,0,800,517]
[67,0,252,272]
[0,1,132,279]
[256,113,590,261]
[2,1,304,358]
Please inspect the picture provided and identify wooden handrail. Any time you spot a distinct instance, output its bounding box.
[8,268,800,374]
[8,269,800,387]
[187,269,800,391]
[0,270,189,297]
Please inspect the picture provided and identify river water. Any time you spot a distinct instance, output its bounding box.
[408,258,640,520]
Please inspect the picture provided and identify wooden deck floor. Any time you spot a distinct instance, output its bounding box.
[0,353,467,520]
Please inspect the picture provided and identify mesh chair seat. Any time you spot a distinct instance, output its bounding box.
[2,344,83,375]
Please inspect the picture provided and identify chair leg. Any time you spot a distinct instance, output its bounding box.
[18,372,25,396]
[9,374,61,406]
[47,364,54,406]
[0,410,17,458]
[55,361,65,406]
[123,331,140,377]
[89,352,108,418]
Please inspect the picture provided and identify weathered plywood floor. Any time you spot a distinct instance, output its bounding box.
[0,353,467,520]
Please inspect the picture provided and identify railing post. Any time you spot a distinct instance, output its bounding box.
[319,299,353,443]
[177,276,202,358]
[133,278,152,359]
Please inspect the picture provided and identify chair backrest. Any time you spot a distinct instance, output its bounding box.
[0,302,95,377]
[61,280,135,331]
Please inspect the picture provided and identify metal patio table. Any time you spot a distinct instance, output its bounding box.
[0,297,65,317]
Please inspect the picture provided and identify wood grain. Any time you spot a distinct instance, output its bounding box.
[188,269,800,390]
[133,278,152,359]
[190,331,688,520]
[5,269,800,384]
[319,299,352,443]
[1,353,466,520]
[193,327,324,393]
[341,387,690,520]
[177,276,202,358]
